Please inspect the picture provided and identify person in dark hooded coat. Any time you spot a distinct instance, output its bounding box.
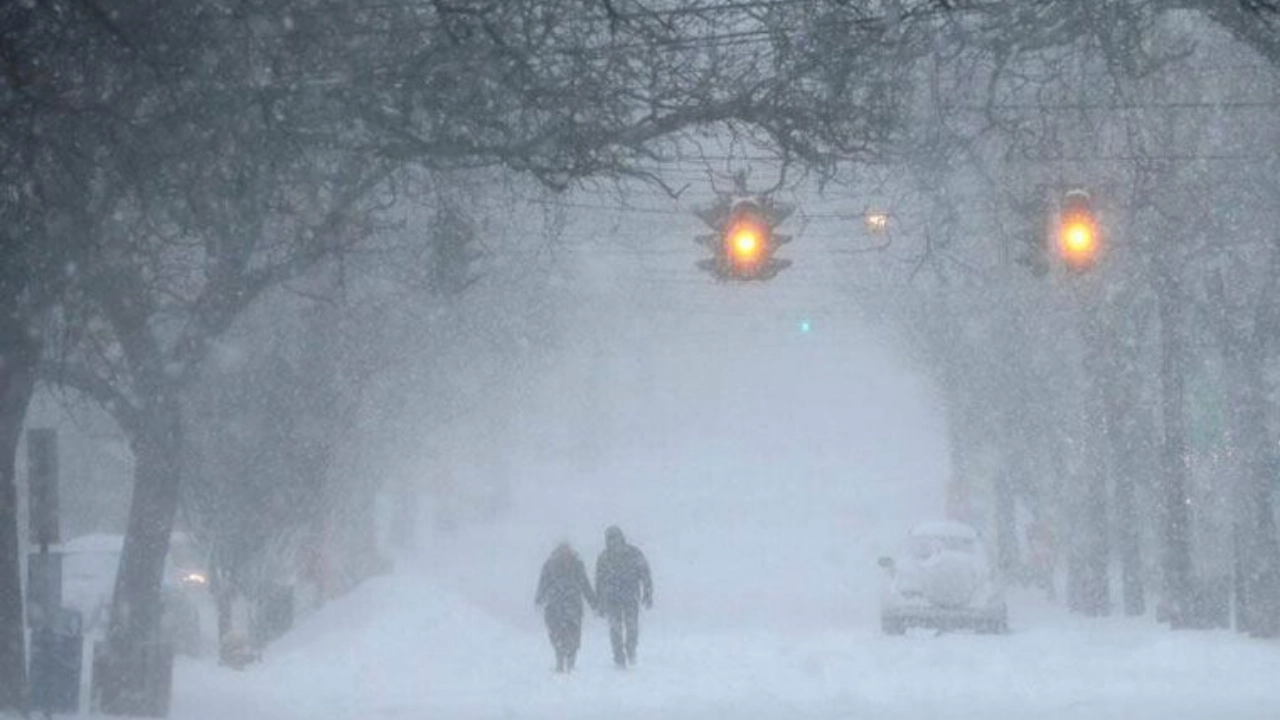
[594,526,652,668]
[535,542,596,672]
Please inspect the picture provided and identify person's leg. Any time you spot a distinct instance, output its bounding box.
[624,602,640,664]
[607,609,626,667]
[548,608,569,672]
[566,616,582,672]
[547,620,564,671]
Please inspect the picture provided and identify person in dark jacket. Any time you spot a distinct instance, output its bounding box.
[536,542,597,672]
[594,525,652,668]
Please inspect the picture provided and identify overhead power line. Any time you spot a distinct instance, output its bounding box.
[949,99,1280,111]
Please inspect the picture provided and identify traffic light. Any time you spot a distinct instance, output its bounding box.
[1056,190,1099,271]
[694,196,793,280]
[724,203,770,275]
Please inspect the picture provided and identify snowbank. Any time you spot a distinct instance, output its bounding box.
[171,571,1280,720]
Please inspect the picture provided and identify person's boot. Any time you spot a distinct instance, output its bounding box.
[555,653,565,673]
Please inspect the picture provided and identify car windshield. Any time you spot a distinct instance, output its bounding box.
[6,2,1280,719]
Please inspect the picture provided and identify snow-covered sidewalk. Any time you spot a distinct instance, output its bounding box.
[169,573,1280,720]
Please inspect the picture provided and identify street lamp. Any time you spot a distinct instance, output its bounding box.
[864,210,890,235]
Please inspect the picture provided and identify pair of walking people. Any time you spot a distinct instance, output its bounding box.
[535,526,652,672]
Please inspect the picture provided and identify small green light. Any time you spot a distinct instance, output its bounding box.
[799,320,812,333]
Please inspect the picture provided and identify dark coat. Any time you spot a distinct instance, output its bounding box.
[536,545,597,623]
[595,530,652,611]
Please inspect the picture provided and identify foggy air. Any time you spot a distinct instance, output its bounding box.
[3,2,1280,719]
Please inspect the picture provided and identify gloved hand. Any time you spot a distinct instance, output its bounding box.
[643,596,653,610]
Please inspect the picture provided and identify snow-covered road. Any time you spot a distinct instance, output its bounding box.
[161,326,1280,720]
[170,571,1280,720]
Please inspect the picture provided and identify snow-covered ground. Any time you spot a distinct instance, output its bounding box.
[170,564,1280,720]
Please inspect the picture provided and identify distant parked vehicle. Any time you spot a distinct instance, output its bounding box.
[61,533,212,656]
[878,521,1008,635]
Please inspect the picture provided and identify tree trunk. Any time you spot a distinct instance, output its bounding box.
[209,548,244,667]
[324,475,383,599]
[1111,424,1146,616]
[211,573,255,669]
[1156,291,1193,628]
[1226,341,1280,637]
[1103,330,1146,616]
[1076,401,1112,615]
[389,473,419,553]
[944,397,975,522]
[99,393,183,716]
[215,585,233,663]
[992,312,1028,582]
[1068,287,1111,616]
[0,317,38,713]
[993,463,1019,578]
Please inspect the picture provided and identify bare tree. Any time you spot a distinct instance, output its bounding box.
[0,0,149,707]
[22,3,928,710]
[10,2,1280,710]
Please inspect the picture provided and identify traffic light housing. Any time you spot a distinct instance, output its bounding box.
[695,196,793,280]
[1056,190,1099,271]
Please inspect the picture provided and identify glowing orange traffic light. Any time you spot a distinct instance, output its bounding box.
[1056,190,1099,271]
[1059,216,1096,265]
[727,218,765,267]
[694,195,793,280]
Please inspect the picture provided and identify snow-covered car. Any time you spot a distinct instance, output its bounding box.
[878,521,1008,635]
